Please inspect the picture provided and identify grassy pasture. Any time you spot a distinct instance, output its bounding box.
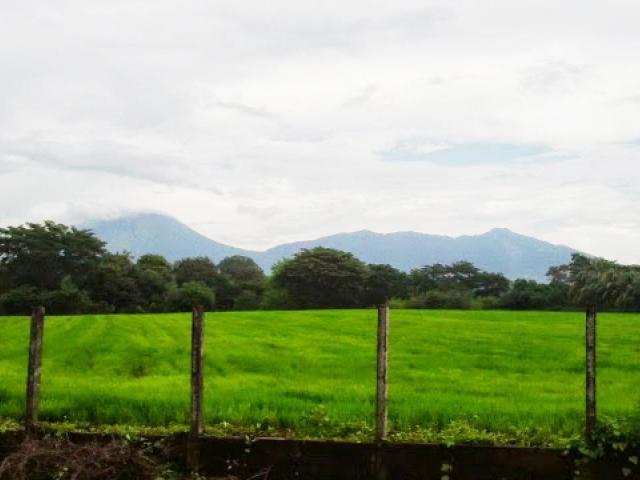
[0,310,638,445]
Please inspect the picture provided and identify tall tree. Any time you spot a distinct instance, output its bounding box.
[88,253,143,312]
[218,256,265,288]
[410,261,508,297]
[136,254,174,311]
[217,256,265,310]
[272,247,369,308]
[173,257,218,287]
[0,221,106,291]
[364,264,409,305]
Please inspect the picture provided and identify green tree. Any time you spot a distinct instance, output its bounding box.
[173,257,218,287]
[272,247,369,308]
[409,289,473,309]
[218,256,265,288]
[474,272,510,298]
[217,256,265,310]
[545,253,640,310]
[87,253,143,312]
[409,261,508,298]
[364,264,409,305]
[0,285,40,315]
[0,221,105,291]
[169,281,215,311]
[499,279,556,310]
[136,255,174,311]
[41,276,95,314]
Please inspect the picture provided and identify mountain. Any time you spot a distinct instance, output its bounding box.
[84,214,255,263]
[85,214,579,281]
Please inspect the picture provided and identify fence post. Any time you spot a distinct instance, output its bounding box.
[585,305,597,448]
[25,306,45,433]
[188,305,205,470]
[376,304,389,443]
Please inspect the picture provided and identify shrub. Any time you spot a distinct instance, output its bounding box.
[168,281,215,312]
[472,296,501,310]
[388,297,410,309]
[499,279,554,310]
[0,286,40,315]
[408,289,473,310]
[260,283,295,310]
[40,276,96,314]
[233,290,261,311]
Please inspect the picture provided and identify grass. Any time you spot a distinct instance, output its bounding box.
[0,309,639,446]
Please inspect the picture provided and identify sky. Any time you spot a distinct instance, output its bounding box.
[1,0,640,263]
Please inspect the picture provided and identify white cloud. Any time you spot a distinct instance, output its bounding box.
[1,0,639,263]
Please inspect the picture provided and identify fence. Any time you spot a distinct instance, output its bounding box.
[20,304,600,467]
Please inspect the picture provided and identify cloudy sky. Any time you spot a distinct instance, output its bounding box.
[1,0,639,262]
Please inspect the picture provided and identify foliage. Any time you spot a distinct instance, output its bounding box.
[409,261,509,298]
[0,285,40,315]
[88,253,144,313]
[364,264,409,305]
[218,255,265,288]
[272,247,369,308]
[168,281,215,312]
[568,255,640,309]
[0,221,106,292]
[216,256,265,310]
[41,276,95,314]
[173,257,218,288]
[408,289,473,309]
[136,255,174,312]
[499,279,561,310]
[259,280,294,310]
[2,221,640,314]
[233,290,261,311]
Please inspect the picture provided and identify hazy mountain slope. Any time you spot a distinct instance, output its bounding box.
[85,214,579,281]
[258,228,577,280]
[85,214,256,263]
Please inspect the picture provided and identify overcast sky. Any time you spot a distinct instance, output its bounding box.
[1,1,640,262]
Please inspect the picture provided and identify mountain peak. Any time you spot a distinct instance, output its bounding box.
[485,227,515,236]
[85,213,251,262]
[85,213,580,281]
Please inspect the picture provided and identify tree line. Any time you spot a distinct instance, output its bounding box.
[1,221,639,314]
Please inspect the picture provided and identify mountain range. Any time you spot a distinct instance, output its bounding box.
[84,213,580,281]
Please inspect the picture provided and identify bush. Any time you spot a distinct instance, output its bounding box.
[0,286,40,315]
[472,296,501,310]
[388,297,410,309]
[259,283,295,310]
[168,281,215,312]
[40,276,96,314]
[499,279,555,310]
[271,247,369,308]
[233,290,261,311]
[408,289,473,310]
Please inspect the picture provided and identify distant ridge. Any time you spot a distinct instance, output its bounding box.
[85,213,580,281]
[83,214,251,262]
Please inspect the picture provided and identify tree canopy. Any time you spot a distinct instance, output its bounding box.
[1,221,639,314]
[272,247,369,308]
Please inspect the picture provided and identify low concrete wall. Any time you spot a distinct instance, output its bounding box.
[1,431,638,479]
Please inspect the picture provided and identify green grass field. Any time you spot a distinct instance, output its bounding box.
[1,310,639,445]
